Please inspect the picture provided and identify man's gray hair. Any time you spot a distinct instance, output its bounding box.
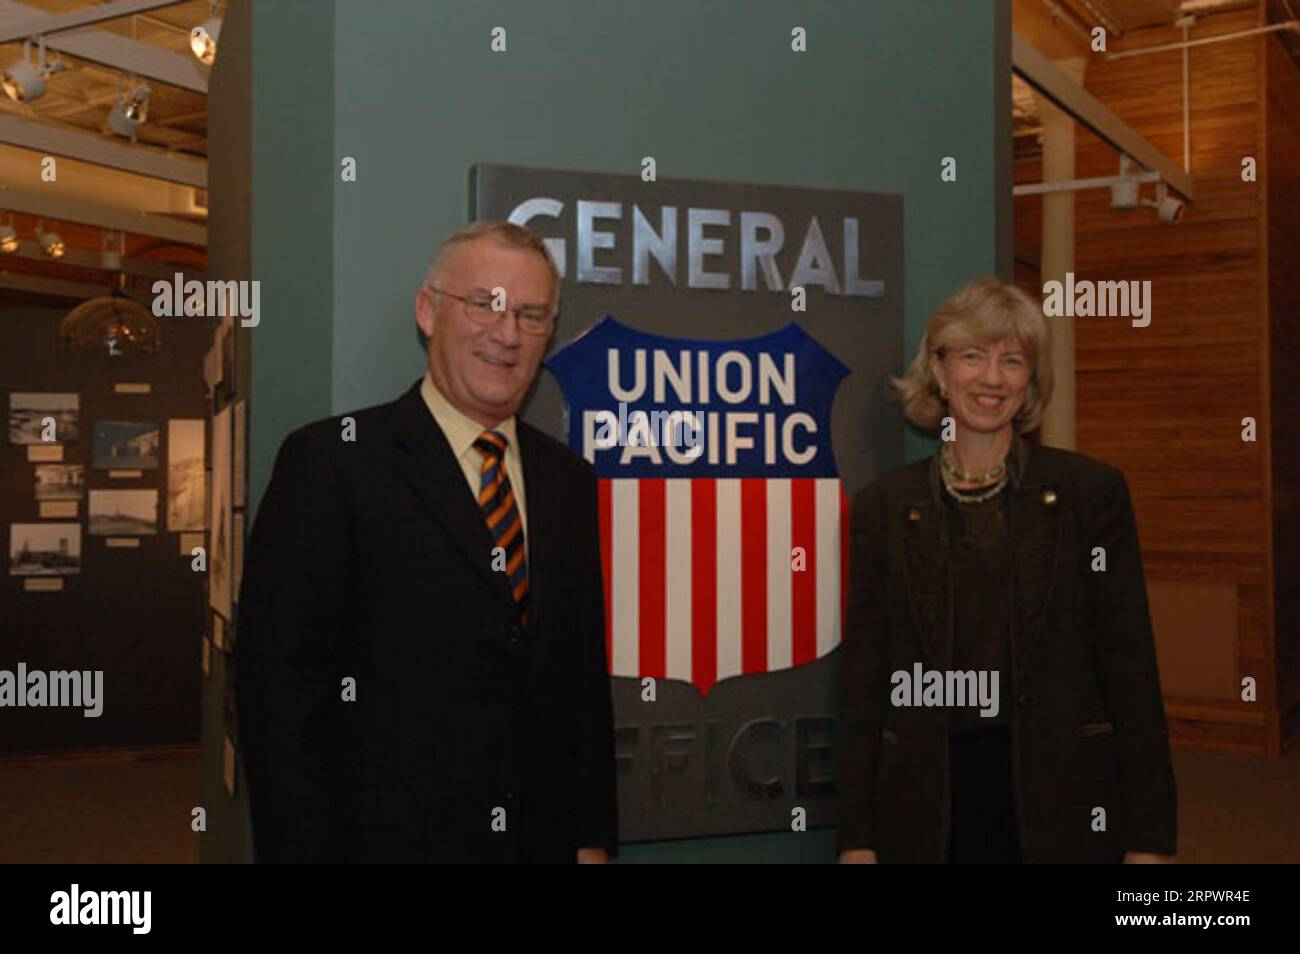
[423,220,560,306]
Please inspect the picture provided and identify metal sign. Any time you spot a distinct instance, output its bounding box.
[473,163,903,841]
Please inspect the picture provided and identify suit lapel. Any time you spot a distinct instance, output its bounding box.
[391,382,515,609]
[903,462,949,668]
[517,423,575,694]
[1006,440,1062,674]
[515,423,556,638]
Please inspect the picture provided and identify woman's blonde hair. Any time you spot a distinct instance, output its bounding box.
[892,276,1053,434]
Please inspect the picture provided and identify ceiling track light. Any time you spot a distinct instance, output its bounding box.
[101,229,126,271]
[191,1,222,66]
[0,213,17,254]
[1110,156,1143,210]
[36,220,65,259]
[1141,182,1187,224]
[107,78,150,139]
[2,36,66,104]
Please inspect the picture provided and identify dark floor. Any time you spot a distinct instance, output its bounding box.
[0,743,1296,862]
[0,746,200,864]
[1168,745,1300,863]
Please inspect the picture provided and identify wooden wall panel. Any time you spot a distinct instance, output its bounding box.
[1147,581,1239,700]
[1014,6,1299,753]
[1266,35,1300,736]
[1078,8,1270,751]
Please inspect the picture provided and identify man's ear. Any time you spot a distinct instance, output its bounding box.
[415,286,437,341]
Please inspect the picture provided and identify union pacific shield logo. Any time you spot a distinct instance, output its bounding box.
[547,317,850,697]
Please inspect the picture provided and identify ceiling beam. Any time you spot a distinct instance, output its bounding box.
[0,0,209,93]
[45,27,210,94]
[0,0,187,44]
[0,184,207,245]
[1012,31,1196,201]
[0,113,206,187]
[1012,0,1092,59]
[156,109,208,126]
[1,240,203,279]
[0,269,107,299]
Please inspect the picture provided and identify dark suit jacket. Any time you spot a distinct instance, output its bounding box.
[236,380,617,862]
[837,437,1176,863]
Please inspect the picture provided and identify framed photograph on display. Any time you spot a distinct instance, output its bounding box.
[8,392,79,445]
[92,422,161,470]
[216,316,236,403]
[210,405,233,620]
[10,523,81,575]
[167,420,207,531]
[88,490,158,535]
[35,465,84,501]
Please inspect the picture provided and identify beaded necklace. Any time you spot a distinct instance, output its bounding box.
[940,445,1010,504]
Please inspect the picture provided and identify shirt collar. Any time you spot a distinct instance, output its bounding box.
[420,372,518,459]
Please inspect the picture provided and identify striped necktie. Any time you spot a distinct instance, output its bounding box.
[473,430,529,618]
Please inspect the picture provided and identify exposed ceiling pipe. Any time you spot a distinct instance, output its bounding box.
[1041,0,1095,41]
[1181,19,1191,173]
[1106,20,1300,59]
[1178,0,1257,13]
[1013,169,1162,195]
[1071,0,1122,36]
[1013,32,1196,200]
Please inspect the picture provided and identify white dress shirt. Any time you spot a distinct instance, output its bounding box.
[420,372,529,560]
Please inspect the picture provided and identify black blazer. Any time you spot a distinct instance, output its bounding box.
[837,438,1176,863]
[236,380,617,862]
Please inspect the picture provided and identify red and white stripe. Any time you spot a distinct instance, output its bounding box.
[597,477,848,696]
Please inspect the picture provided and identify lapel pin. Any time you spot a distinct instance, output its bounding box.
[1042,488,1058,507]
[906,506,923,523]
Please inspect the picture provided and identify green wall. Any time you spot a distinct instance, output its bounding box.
[226,0,1012,863]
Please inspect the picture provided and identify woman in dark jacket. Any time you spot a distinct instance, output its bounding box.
[837,277,1176,864]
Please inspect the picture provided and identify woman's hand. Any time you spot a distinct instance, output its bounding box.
[839,849,879,863]
[1123,852,1174,863]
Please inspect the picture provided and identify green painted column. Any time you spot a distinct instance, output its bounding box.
[218,0,1012,863]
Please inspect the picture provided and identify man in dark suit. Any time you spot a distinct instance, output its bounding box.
[237,221,617,863]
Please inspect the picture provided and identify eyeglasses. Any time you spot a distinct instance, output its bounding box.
[427,286,555,336]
